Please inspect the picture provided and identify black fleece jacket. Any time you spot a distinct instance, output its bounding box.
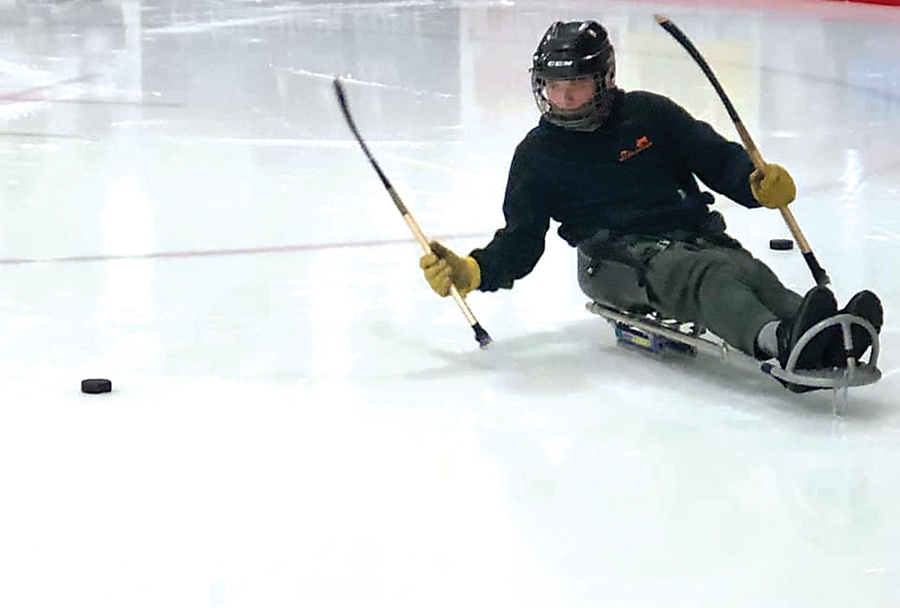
[469,90,760,291]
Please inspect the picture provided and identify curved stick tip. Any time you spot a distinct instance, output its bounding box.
[654,14,669,24]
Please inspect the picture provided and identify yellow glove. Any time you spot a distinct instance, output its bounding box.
[419,241,481,297]
[750,163,796,209]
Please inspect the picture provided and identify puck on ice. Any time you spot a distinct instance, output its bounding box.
[81,379,112,394]
[769,238,794,251]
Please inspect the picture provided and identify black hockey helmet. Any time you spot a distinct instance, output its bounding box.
[531,20,618,131]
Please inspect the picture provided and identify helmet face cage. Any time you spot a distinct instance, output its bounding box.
[531,21,618,131]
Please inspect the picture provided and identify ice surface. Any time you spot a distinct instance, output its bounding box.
[1,0,899,606]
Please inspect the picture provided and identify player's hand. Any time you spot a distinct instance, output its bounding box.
[419,241,481,297]
[750,163,796,209]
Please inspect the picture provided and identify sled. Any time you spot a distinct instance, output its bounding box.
[586,300,881,415]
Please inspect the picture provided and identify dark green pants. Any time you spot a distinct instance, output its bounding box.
[578,235,803,356]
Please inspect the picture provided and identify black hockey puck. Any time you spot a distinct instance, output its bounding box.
[769,238,794,251]
[81,378,112,394]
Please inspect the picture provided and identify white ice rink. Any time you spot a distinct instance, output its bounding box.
[1,0,899,606]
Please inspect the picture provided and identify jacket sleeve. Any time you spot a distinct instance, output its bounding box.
[661,97,760,209]
[469,145,551,291]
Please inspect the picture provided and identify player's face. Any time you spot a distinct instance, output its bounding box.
[545,77,596,110]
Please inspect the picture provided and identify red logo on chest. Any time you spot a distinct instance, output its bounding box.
[619,136,653,161]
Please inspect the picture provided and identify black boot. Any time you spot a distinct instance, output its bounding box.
[776,286,838,371]
[825,289,883,367]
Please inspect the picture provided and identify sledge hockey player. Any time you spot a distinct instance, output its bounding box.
[419,20,883,392]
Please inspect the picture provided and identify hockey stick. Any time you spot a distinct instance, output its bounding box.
[333,78,493,349]
[655,15,831,287]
